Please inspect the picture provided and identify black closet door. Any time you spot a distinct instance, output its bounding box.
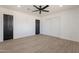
[3,14,13,41]
[35,20,40,34]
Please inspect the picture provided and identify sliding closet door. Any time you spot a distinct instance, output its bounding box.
[35,20,40,34]
[3,14,13,41]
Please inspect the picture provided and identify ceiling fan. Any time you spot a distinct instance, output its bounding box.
[33,5,49,14]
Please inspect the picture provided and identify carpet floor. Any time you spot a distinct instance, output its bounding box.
[0,34,79,53]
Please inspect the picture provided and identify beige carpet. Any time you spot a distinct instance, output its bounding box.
[0,34,79,53]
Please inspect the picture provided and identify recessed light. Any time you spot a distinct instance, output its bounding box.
[17,5,21,7]
[59,5,63,7]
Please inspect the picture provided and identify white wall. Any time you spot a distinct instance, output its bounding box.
[0,7,37,42]
[0,11,3,42]
[40,16,61,37]
[13,11,36,39]
[41,8,79,42]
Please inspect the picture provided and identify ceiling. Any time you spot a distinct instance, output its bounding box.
[0,5,79,17]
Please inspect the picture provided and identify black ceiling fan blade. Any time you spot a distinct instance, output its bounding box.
[42,5,49,9]
[33,5,40,9]
[33,10,39,12]
[42,10,49,12]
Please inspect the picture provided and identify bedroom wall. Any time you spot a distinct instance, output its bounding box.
[40,8,79,42]
[0,7,37,42]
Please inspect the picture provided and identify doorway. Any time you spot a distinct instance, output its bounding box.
[35,20,40,35]
[3,14,13,41]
